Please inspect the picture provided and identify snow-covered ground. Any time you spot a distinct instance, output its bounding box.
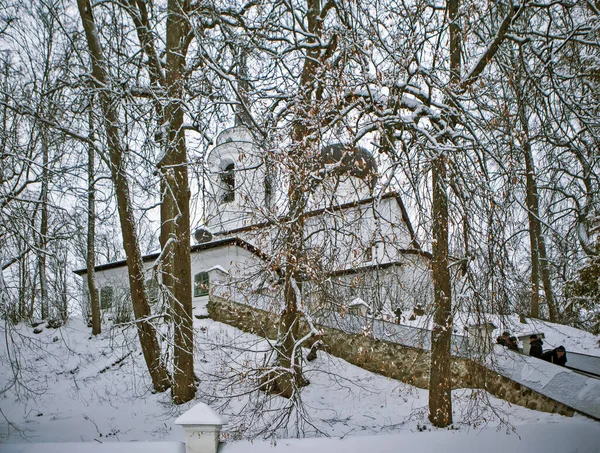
[397,311,600,356]
[0,316,599,452]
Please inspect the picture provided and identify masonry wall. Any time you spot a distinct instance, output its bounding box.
[208,296,574,417]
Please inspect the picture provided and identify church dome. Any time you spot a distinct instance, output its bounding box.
[193,227,213,244]
[317,144,377,190]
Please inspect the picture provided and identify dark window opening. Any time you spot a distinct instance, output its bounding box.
[194,272,210,297]
[146,278,159,305]
[100,286,114,309]
[265,174,273,209]
[221,163,235,203]
[364,245,373,262]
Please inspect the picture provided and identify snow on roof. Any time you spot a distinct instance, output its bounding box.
[207,265,229,274]
[349,297,369,307]
[174,402,226,427]
[73,237,263,276]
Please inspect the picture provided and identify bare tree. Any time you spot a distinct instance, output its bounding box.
[86,102,101,335]
[76,0,171,393]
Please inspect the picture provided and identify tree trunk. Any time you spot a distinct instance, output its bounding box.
[77,0,170,392]
[537,225,557,321]
[428,154,453,428]
[159,176,174,320]
[274,179,307,397]
[87,106,101,335]
[428,0,460,428]
[519,113,556,321]
[57,248,69,322]
[123,0,195,403]
[164,0,195,404]
[269,0,325,398]
[523,140,541,318]
[39,132,49,320]
[19,251,27,320]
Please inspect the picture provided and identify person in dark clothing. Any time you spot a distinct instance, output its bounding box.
[529,335,543,358]
[540,345,567,366]
[496,331,510,346]
[496,331,519,351]
[394,307,402,324]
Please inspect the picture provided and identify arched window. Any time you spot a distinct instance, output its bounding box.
[264,173,273,209]
[194,272,209,297]
[221,163,235,203]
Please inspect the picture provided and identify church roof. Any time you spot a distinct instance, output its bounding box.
[73,237,265,276]
[316,144,378,190]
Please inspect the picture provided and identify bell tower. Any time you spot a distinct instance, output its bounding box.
[204,45,275,233]
[204,126,267,233]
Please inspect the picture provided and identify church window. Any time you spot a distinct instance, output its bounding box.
[265,173,273,209]
[146,278,159,305]
[221,163,235,203]
[194,272,210,297]
[363,245,373,262]
[100,286,114,309]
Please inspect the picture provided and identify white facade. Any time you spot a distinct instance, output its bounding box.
[76,239,265,317]
[76,125,433,319]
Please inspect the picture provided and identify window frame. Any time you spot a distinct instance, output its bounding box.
[146,278,159,305]
[221,162,235,203]
[100,286,114,309]
[194,272,210,297]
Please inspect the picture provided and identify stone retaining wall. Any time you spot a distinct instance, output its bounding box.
[208,296,573,417]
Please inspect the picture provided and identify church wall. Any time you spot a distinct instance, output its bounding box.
[80,260,157,321]
[300,196,414,271]
[80,244,266,318]
[189,246,265,313]
[303,254,433,317]
[309,174,372,210]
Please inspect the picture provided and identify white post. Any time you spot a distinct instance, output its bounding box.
[175,402,226,453]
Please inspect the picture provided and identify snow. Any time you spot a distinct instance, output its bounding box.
[399,312,600,357]
[2,424,599,453]
[175,402,226,426]
[1,316,599,452]
[1,442,184,453]
[219,423,600,453]
[349,297,368,307]
[568,352,600,376]
[207,265,229,275]
[489,346,600,418]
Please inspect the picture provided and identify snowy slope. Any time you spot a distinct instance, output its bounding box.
[0,316,599,450]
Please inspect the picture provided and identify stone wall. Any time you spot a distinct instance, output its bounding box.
[208,296,574,417]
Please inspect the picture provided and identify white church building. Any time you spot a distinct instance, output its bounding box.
[75,125,433,321]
